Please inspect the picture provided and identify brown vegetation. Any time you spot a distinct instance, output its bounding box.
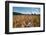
[13,15,40,28]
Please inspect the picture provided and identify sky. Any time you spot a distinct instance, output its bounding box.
[13,7,40,14]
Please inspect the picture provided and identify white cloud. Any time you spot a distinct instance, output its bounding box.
[18,11,40,14]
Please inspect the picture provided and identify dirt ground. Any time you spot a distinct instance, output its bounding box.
[13,15,40,28]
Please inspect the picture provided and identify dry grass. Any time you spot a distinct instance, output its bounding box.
[13,15,40,28]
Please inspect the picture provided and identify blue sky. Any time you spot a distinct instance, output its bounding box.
[13,7,40,14]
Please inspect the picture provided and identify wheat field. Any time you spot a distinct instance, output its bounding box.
[13,15,40,28]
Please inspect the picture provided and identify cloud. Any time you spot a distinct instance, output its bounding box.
[13,7,40,14]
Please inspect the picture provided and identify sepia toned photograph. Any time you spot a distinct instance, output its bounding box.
[5,1,45,34]
[13,7,40,28]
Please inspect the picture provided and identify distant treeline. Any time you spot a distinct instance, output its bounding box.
[13,12,22,15]
[13,12,40,16]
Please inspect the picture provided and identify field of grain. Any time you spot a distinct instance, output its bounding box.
[13,15,40,28]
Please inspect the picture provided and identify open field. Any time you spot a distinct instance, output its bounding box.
[13,15,40,28]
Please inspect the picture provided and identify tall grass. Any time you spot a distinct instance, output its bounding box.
[13,15,40,28]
